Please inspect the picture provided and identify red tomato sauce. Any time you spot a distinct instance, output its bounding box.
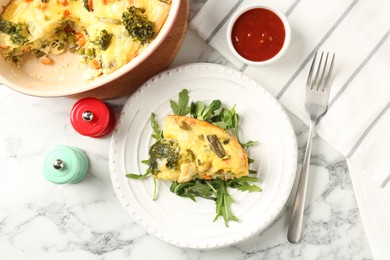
[231,8,286,62]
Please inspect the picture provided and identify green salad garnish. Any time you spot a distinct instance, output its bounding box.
[126,89,261,227]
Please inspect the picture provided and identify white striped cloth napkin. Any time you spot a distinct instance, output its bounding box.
[190,0,390,258]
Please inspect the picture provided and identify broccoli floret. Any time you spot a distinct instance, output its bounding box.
[0,19,28,45]
[121,6,155,44]
[93,29,113,51]
[149,139,180,173]
[0,19,14,34]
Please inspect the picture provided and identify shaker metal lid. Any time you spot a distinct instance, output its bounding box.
[70,97,115,138]
[42,145,89,184]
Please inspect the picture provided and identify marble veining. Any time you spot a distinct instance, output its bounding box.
[0,0,373,259]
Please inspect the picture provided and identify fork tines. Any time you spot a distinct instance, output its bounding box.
[307,52,335,92]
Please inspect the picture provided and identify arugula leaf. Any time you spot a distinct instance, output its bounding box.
[150,113,163,141]
[125,116,157,180]
[170,180,214,201]
[169,176,261,227]
[227,176,262,192]
[187,181,215,199]
[213,182,238,227]
[126,167,152,179]
[211,106,238,133]
[236,183,261,192]
[240,140,258,150]
[170,89,190,115]
[232,109,240,139]
[201,100,222,121]
[191,100,222,121]
[214,108,233,129]
[141,159,150,165]
[190,101,205,118]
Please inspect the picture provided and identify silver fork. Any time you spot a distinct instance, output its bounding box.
[287,52,335,243]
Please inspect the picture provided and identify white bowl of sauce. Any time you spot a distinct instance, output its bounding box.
[227,4,291,65]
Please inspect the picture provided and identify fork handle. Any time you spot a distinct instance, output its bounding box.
[287,119,315,243]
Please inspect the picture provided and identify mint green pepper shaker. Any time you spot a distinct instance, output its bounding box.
[42,145,89,184]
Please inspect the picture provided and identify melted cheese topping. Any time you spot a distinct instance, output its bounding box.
[0,0,170,79]
[155,115,249,183]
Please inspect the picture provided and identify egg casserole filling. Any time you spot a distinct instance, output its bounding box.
[150,115,249,183]
[0,0,171,80]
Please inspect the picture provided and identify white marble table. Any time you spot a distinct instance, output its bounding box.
[0,1,373,259]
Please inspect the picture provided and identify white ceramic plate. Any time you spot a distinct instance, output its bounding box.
[109,63,297,249]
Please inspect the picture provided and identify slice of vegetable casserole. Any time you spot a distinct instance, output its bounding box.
[150,115,249,183]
